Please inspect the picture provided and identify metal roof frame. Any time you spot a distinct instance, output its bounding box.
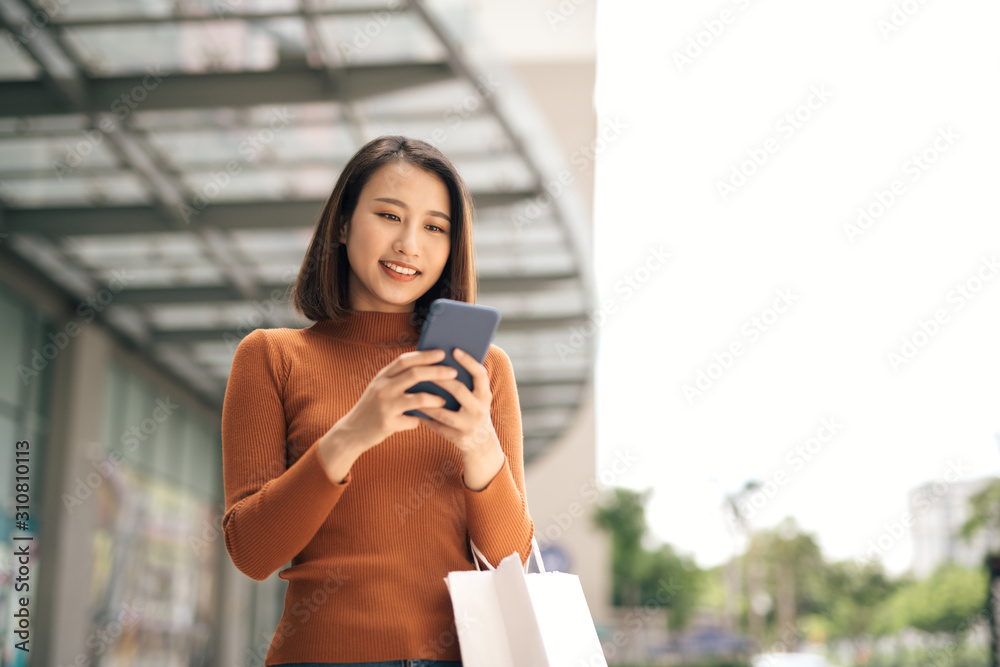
[0,0,596,463]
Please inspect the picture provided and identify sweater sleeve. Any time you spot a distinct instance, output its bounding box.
[221,328,351,581]
[462,344,535,568]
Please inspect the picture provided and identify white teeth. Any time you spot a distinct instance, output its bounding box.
[381,261,417,275]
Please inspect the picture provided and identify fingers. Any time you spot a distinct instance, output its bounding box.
[385,349,447,378]
[386,362,458,396]
[432,377,476,406]
[405,392,449,410]
[398,394,449,430]
[450,348,491,401]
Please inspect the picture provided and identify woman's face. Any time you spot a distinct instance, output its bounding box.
[338,160,452,313]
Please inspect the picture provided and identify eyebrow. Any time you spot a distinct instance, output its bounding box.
[373,197,451,223]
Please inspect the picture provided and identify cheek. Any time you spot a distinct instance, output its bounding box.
[347,224,382,263]
[435,237,452,264]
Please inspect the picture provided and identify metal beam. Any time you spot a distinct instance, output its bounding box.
[2,192,537,235]
[0,0,268,307]
[48,6,402,28]
[0,112,495,139]
[147,314,591,344]
[520,399,582,411]
[0,148,509,178]
[104,272,579,305]
[0,63,456,117]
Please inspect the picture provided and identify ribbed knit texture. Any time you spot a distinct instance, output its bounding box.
[221,309,534,664]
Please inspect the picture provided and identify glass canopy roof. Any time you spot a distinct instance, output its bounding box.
[0,0,596,462]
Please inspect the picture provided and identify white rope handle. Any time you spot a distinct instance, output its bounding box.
[470,536,546,573]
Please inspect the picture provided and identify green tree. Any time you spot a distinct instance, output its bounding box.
[960,477,1000,556]
[636,543,702,629]
[592,487,649,607]
[871,563,987,636]
[741,518,825,645]
[592,487,703,629]
[818,559,897,642]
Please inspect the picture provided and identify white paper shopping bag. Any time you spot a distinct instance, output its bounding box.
[443,537,608,667]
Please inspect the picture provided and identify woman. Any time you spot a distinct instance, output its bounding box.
[221,135,535,666]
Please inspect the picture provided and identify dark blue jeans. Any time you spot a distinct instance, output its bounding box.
[276,662,462,666]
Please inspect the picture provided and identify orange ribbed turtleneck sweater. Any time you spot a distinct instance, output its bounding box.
[221,309,534,664]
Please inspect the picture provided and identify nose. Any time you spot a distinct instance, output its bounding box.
[393,221,419,257]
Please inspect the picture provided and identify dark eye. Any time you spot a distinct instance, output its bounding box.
[379,213,401,222]
[427,224,447,233]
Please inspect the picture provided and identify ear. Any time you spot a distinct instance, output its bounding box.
[337,220,348,245]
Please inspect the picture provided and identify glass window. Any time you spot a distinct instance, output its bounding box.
[0,285,53,664]
[100,362,126,453]
[148,389,185,483]
[120,371,152,467]
[0,288,27,406]
[185,418,221,500]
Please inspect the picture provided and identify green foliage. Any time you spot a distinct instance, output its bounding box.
[596,482,995,651]
[591,487,703,629]
[818,559,898,641]
[747,519,827,616]
[862,640,989,667]
[635,544,703,629]
[870,562,988,636]
[960,477,1000,553]
[699,564,729,609]
[593,487,650,606]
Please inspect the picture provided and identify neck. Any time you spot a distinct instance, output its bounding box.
[307,309,421,346]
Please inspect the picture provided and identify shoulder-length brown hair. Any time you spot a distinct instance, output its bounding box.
[292,135,477,331]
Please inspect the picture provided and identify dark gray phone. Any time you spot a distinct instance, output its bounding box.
[404,298,501,420]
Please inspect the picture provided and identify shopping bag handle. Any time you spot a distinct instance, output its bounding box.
[470,536,546,574]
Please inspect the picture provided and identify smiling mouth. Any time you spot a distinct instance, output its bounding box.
[379,260,421,276]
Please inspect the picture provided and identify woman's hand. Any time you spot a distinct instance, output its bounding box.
[416,348,506,490]
[329,349,457,454]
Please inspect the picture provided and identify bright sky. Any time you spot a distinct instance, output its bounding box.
[592,0,1000,575]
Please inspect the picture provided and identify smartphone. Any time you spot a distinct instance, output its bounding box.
[404,299,501,420]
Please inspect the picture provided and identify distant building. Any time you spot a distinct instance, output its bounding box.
[910,476,998,577]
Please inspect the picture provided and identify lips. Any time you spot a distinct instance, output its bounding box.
[378,260,421,282]
[379,260,420,275]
